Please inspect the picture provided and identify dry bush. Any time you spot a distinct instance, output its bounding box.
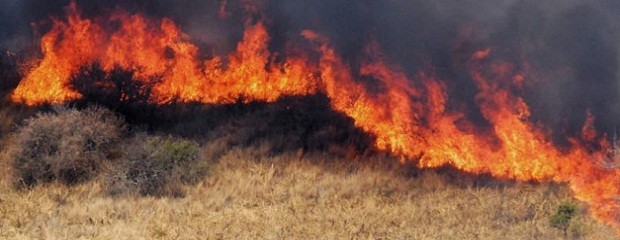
[107,134,207,197]
[0,104,40,185]
[8,107,125,187]
[70,62,161,124]
[0,104,39,143]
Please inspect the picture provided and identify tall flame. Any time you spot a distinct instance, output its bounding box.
[11,3,619,232]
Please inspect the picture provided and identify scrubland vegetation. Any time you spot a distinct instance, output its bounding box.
[0,53,617,239]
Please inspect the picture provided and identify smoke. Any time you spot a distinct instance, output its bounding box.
[265,0,620,138]
[0,0,618,137]
[0,0,247,54]
[0,0,29,49]
[480,0,619,139]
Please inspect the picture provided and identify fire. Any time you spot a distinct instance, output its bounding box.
[12,2,317,105]
[10,2,620,233]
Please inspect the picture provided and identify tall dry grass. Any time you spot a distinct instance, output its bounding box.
[1,141,617,239]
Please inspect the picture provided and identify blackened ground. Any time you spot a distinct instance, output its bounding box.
[111,94,375,158]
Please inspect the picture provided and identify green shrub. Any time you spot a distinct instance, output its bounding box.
[108,134,207,197]
[550,202,578,236]
[9,107,125,187]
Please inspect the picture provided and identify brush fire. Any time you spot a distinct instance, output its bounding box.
[1,0,619,236]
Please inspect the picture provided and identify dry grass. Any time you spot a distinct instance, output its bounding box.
[0,105,617,239]
[1,143,617,239]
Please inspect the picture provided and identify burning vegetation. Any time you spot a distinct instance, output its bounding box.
[0,0,619,237]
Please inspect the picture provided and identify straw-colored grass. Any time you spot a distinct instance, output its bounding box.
[1,143,617,239]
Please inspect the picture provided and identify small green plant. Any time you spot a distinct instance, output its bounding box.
[550,202,578,236]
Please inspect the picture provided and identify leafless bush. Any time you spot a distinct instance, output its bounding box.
[8,107,125,187]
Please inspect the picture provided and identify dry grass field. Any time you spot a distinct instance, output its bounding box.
[0,104,617,239]
[1,2,620,238]
[1,145,618,239]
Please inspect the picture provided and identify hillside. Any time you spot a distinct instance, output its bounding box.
[2,1,620,239]
[0,104,617,239]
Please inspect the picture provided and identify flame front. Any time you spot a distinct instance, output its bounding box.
[11,3,620,232]
[12,3,317,105]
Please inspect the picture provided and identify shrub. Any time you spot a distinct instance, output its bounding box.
[70,62,161,124]
[108,134,207,197]
[550,202,578,236]
[9,107,125,187]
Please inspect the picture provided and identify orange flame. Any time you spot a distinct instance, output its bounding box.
[12,2,317,105]
[11,3,620,233]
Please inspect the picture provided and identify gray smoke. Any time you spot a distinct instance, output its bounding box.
[0,0,29,49]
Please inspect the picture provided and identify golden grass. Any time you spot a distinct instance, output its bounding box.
[0,144,617,240]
